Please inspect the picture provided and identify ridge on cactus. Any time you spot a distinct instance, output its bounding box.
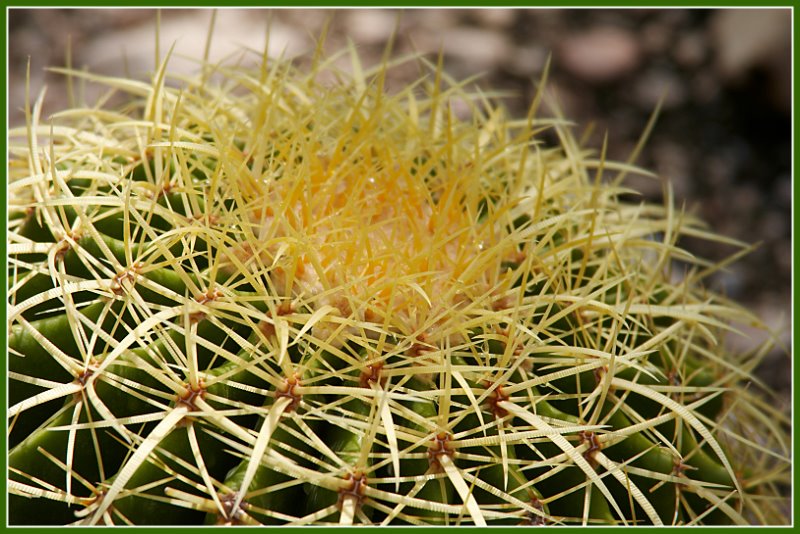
[7,22,790,527]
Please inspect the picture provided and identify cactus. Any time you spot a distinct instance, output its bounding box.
[7,29,790,526]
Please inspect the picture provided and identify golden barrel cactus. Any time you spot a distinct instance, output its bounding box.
[7,23,790,526]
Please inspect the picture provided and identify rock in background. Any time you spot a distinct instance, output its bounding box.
[8,7,791,400]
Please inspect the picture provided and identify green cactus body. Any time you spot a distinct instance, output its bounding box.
[7,29,789,526]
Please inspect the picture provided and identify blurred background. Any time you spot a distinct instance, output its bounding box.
[8,8,792,400]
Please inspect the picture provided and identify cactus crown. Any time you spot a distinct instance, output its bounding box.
[7,25,790,526]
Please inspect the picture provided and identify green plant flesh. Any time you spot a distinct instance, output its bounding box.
[7,39,790,525]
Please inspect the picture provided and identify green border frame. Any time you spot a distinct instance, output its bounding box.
[3,2,795,531]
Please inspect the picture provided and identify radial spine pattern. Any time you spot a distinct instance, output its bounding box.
[7,40,790,526]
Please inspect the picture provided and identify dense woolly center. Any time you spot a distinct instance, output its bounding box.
[230,110,515,344]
